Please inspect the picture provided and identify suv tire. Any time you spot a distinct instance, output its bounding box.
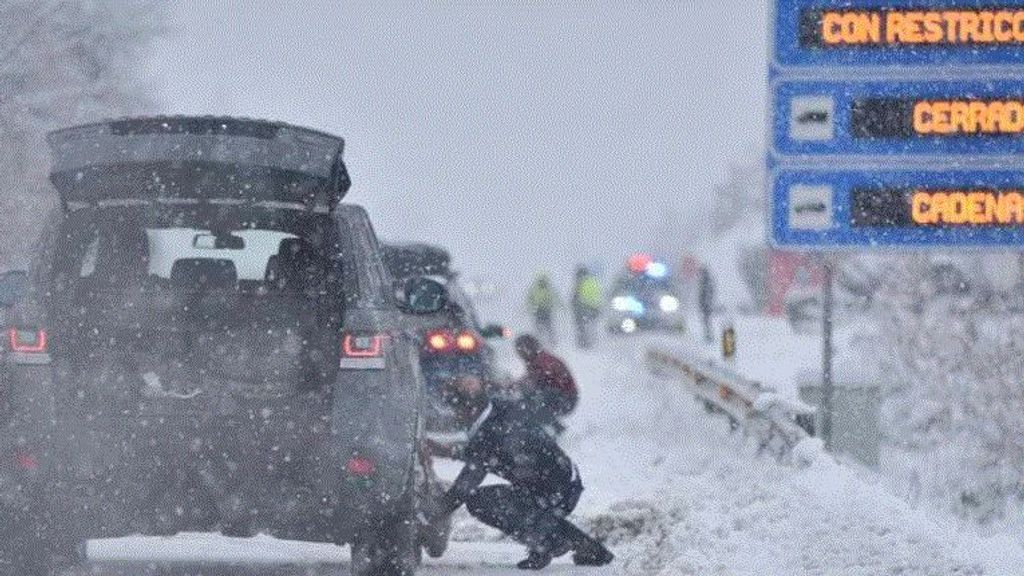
[0,510,80,576]
[350,510,419,576]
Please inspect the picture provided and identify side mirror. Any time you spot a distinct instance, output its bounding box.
[479,324,509,340]
[396,277,448,315]
[0,270,29,308]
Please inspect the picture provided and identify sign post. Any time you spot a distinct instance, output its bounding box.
[770,0,1024,448]
[820,255,834,450]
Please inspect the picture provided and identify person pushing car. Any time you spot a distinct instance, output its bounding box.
[423,375,613,570]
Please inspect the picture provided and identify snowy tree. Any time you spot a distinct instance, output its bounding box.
[0,0,164,268]
[642,159,763,262]
[709,160,763,236]
[869,253,1024,525]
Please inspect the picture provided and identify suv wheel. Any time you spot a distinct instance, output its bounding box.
[351,512,419,576]
[1,510,80,576]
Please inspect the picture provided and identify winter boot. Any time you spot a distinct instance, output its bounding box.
[516,537,573,570]
[517,550,554,570]
[572,538,615,566]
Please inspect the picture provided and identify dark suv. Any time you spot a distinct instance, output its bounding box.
[383,243,506,431]
[0,117,446,576]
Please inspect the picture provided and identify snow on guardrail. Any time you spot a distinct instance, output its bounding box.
[645,346,816,460]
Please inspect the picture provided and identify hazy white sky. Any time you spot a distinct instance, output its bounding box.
[151,1,768,304]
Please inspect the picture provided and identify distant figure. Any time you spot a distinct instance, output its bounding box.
[423,376,614,570]
[514,334,578,435]
[527,273,559,345]
[570,266,602,349]
[698,267,716,343]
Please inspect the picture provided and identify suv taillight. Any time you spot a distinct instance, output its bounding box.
[342,333,384,358]
[345,455,376,477]
[7,328,47,354]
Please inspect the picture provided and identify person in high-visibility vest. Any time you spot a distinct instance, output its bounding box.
[570,266,602,349]
[527,273,559,344]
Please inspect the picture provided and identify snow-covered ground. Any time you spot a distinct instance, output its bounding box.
[86,537,598,574]
[639,315,820,400]
[558,337,1024,575]
[81,331,1024,575]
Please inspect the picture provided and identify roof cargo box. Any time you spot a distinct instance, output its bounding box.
[47,116,350,211]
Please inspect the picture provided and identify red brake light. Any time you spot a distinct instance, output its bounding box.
[425,330,479,354]
[455,331,479,352]
[342,333,384,358]
[346,455,376,477]
[426,330,453,353]
[7,328,47,354]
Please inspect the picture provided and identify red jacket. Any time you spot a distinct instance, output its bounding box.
[525,351,578,416]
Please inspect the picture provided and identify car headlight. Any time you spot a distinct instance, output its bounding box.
[612,296,645,315]
[659,295,680,313]
[620,318,637,333]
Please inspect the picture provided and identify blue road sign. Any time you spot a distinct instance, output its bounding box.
[772,166,1024,247]
[770,0,1024,247]
[772,78,1024,159]
[774,0,1024,70]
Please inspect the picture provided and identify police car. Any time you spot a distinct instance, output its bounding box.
[607,254,686,335]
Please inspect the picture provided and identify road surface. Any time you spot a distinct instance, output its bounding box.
[81,537,613,575]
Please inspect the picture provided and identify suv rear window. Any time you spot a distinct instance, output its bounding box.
[55,205,341,297]
[78,228,296,284]
[46,205,345,390]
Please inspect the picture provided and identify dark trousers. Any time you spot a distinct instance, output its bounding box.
[524,391,568,436]
[465,477,587,554]
[701,308,713,342]
[572,306,598,349]
[534,310,556,344]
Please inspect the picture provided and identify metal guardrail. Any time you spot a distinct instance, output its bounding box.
[645,346,816,459]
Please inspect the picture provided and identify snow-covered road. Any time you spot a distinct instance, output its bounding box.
[77,332,1024,575]
[81,538,611,575]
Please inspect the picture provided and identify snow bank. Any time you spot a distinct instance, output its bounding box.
[556,336,1024,575]
[641,315,818,401]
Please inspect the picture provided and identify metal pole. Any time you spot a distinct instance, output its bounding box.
[821,255,835,451]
